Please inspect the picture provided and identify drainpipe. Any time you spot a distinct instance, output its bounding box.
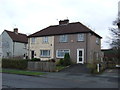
[86,33,88,64]
[28,38,30,59]
[13,42,15,58]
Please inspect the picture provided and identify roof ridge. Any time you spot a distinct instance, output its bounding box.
[5,30,27,36]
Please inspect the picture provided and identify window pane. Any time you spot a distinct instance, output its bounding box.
[79,58,82,61]
[60,35,67,42]
[43,37,48,43]
[57,50,70,58]
[96,38,99,44]
[31,38,35,43]
[79,51,82,56]
[40,50,50,57]
[78,34,84,41]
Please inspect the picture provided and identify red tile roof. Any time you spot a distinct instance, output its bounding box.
[28,22,102,38]
[5,30,28,43]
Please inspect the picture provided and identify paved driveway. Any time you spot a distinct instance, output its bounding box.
[2,69,119,88]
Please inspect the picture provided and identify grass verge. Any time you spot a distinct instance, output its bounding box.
[56,66,66,71]
[0,69,46,76]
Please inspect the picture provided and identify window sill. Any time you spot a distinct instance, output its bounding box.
[56,57,64,59]
[59,42,68,43]
[40,56,51,58]
[77,40,84,42]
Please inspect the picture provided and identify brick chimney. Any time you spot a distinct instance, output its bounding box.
[59,19,69,25]
[14,28,18,34]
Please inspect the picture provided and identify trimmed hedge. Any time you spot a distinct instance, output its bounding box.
[2,59,29,70]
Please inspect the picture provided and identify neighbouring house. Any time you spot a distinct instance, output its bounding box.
[28,19,102,64]
[2,28,28,59]
[0,35,2,67]
[101,49,118,61]
[0,35,2,59]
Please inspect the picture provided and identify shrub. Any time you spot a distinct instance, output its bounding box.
[56,59,64,66]
[63,53,71,66]
[31,58,40,61]
[48,59,55,62]
[2,59,29,70]
[87,63,97,74]
[59,59,64,66]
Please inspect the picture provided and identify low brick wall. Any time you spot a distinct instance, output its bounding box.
[28,61,56,72]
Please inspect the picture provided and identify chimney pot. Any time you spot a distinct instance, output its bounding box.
[14,28,18,34]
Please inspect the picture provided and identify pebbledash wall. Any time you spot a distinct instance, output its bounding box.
[0,35,2,68]
[28,36,54,60]
[2,31,13,58]
[0,35,2,58]
[2,31,27,58]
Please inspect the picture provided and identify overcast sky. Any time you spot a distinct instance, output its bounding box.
[0,0,119,49]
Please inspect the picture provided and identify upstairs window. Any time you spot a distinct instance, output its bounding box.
[31,38,35,43]
[96,37,99,45]
[43,36,48,43]
[59,35,68,42]
[77,34,84,41]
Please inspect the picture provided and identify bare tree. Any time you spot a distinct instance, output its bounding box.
[109,18,120,64]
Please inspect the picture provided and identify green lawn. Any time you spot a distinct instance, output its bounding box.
[1,69,46,76]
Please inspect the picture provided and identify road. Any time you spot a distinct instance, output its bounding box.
[2,69,119,88]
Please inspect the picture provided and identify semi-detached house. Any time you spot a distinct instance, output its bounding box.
[28,19,102,64]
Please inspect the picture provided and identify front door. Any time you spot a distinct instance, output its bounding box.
[31,51,34,59]
[77,49,84,64]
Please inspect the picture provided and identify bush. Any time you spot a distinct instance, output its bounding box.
[58,59,64,66]
[48,59,55,62]
[2,59,29,70]
[63,53,71,66]
[56,53,72,66]
[87,63,97,74]
[56,59,63,66]
[31,58,40,61]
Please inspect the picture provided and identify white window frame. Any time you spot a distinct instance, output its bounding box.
[42,36,48,43]
[59,35,68,42]
[56,49,70,58]
[96,37,99,44]
[40,50,50,57]
[96,52,99,60]
[31,37,35,43]
[77,34,84,41]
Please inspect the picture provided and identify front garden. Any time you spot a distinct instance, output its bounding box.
[2,53,117,74]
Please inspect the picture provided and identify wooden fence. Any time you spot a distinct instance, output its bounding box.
[28,61,56,72]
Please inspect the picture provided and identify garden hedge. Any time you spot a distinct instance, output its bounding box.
[2,59,29,70]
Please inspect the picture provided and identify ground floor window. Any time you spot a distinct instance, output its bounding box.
[40,50,50,57]
[56,49,70,58]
